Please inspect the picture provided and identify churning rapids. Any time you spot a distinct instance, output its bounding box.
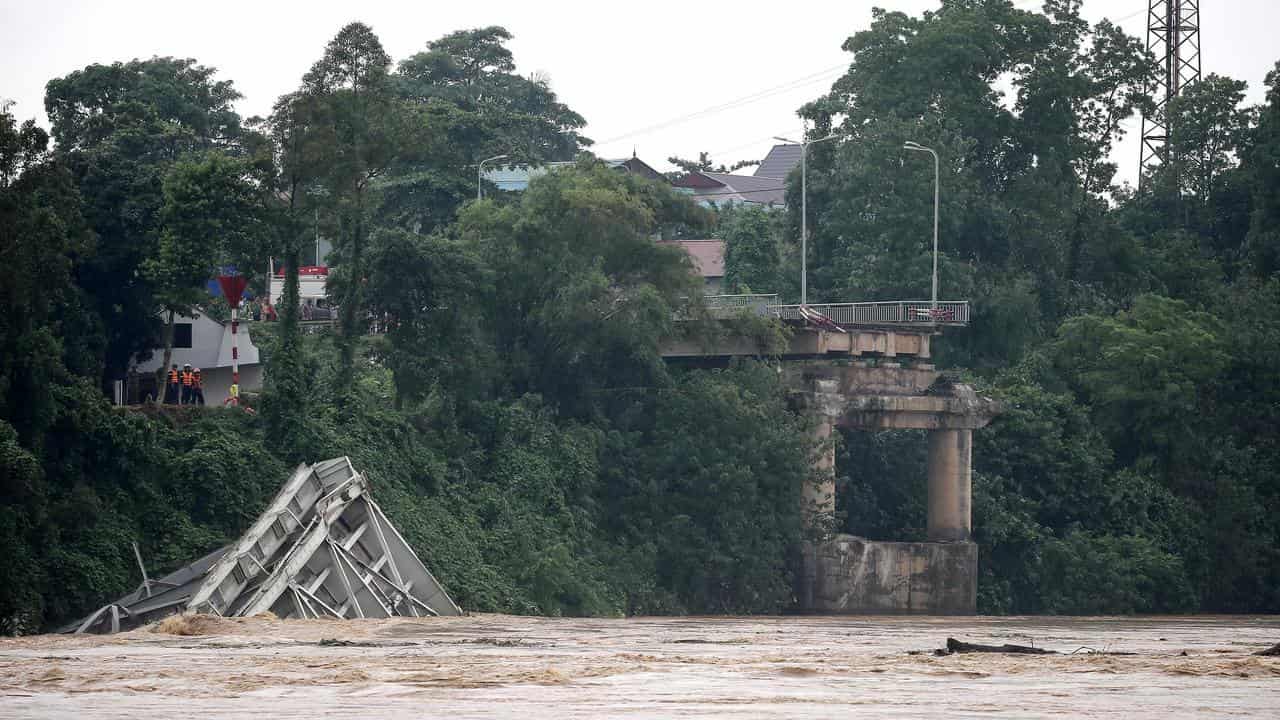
[2,614,1278,718]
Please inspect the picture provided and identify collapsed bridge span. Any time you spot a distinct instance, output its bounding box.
[65,457,461,634]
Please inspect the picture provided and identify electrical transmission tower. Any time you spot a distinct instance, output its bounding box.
[1139,0,1202,180]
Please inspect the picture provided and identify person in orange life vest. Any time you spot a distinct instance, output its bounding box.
[192,368,205,406]
[181,363,194,404]
[166,364,181,404]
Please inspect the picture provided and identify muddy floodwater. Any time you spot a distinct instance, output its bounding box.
[2,614,1278,718]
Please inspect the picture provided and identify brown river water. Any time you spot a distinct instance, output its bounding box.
[2,614,1278,718]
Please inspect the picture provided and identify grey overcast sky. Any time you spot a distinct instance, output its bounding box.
[2,0,1277,185]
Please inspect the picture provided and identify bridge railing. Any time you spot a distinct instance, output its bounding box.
[685,294,779,320]
[693,296,970,326]
[770,301,969,326]
[702,293,780,308]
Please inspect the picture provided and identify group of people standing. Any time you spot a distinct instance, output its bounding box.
[249,297,277,322]
[165,363,204,405]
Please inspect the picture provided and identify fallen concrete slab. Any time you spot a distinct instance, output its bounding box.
[65,456,461,633]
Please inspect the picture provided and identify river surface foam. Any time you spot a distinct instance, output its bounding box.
[2,614,1278,718]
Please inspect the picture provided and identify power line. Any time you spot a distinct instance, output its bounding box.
[706,133,794,160]
[1008,0,1145,22]
[595,64,846,146]
[1011,0,1142,19]
[600,3,1147,150]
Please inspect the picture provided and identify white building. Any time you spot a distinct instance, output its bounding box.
[132,309,264,405]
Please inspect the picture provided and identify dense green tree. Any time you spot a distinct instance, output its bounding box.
[0,102,49,184]
[0,105,96,632]
[838,429,927,541]
[1160,75,1254,205]
[1244,62,1280,275]
[44,59,242,156]
[364,229,489,407]
[457,161,706,416]
[602,362,813,613]
[1140,75,1258,274]
[0,419,44,633]
[1051,294,1228,471]
[383,27,590,233]
[1199,278,1280,609]
[396,27,588,164]
[44,57,248,388]
[0,106,96,445]
[299,23,422,400]
[969,355,1200,612]
[1037,531,1196,614]
[720,205,783,294]
[258,90,328,459]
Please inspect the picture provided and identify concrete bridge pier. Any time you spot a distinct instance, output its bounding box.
[797,389,838,611]
[927,428,972,542]
[789,361,999,614]
[801,382,839,530]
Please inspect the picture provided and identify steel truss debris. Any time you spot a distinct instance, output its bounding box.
[64,457,461,633]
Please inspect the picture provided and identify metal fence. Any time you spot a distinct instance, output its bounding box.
[702,294,780,308]
[697,296,970,326]
[685,294,779,320]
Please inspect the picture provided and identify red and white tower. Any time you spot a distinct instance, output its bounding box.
[217,274,249,406]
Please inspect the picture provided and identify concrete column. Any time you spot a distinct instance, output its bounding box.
[802,419,836,529]
[927,428,972,541]
[798,418,836,612]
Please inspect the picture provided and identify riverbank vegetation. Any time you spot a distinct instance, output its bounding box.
[3,1,1280,632]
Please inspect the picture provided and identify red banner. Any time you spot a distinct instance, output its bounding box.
[217,275,249,309]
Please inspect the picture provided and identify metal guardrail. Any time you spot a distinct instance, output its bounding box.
[703,294,779,308]
[697,296,970,326]
[770,300,969,326]
[697,294,780,320]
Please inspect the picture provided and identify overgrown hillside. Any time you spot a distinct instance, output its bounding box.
[1,355,810,633]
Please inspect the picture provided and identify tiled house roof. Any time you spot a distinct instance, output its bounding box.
[673,171,787,206]
[660,239,725,279]
[754,144,803,179]
[483,156,669,192]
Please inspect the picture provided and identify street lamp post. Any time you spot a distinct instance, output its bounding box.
[903,141,939,319]
[774,130,838,306]
[477,154,509,200]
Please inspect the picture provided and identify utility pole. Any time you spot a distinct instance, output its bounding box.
[1139,0,1202,184]
[774,126,838,305]
[478,154,509,200]
[904,142,940,320]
